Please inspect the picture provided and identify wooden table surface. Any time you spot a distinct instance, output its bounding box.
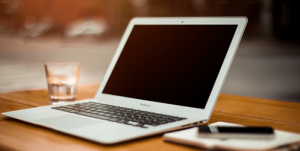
[1,84,300,151]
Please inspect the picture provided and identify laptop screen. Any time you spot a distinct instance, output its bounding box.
[102,25,237,109]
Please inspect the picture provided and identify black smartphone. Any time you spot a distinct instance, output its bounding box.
[198,125,275,139]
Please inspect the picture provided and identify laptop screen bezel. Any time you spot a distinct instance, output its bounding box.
[94,17,247,119]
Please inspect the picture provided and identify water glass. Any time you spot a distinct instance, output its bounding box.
[45,62,80,104]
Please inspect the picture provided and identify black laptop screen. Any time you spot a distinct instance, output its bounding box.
[102,25,237,109]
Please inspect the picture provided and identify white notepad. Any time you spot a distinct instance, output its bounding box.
[163,122,300,151]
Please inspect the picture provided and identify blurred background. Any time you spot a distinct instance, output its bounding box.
[0,0,300,103]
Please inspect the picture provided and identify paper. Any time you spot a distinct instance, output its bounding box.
[163,122,300,150]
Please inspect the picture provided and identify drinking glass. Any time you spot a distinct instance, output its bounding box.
[45,62,80,104]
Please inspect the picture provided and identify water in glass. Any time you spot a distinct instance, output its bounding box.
[47,76,78,104]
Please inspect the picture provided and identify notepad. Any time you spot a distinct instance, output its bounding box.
[163,122,300,151]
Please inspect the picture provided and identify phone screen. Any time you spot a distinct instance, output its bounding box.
[217,127,273,134]
[198,126,274,134]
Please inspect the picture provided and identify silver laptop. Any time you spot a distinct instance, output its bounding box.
[2,17,247,144]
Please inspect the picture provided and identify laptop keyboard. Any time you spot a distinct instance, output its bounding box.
[51,102,187,128]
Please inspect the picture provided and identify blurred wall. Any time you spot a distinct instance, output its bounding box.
[0,0,264,37]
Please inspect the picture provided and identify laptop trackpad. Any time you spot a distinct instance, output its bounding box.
[36,115,101,129]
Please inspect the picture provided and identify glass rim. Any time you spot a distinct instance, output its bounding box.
[45,62,80,66]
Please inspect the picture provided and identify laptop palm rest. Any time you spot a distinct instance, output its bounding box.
[35,115,101,129]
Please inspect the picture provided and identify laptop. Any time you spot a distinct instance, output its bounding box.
[2,17,247,144]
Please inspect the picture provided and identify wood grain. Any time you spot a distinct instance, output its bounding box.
[215,94,300,125]
[208,111,300,134]
[0,84,99,107]
[1,84,300,151]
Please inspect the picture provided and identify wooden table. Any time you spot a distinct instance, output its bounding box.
[1,84,300,151]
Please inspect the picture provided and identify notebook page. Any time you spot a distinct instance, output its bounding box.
[163,122,300,151]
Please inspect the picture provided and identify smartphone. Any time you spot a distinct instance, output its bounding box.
[198,125,275,139]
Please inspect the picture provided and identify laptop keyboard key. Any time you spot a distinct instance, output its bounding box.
[107,118,118,122]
